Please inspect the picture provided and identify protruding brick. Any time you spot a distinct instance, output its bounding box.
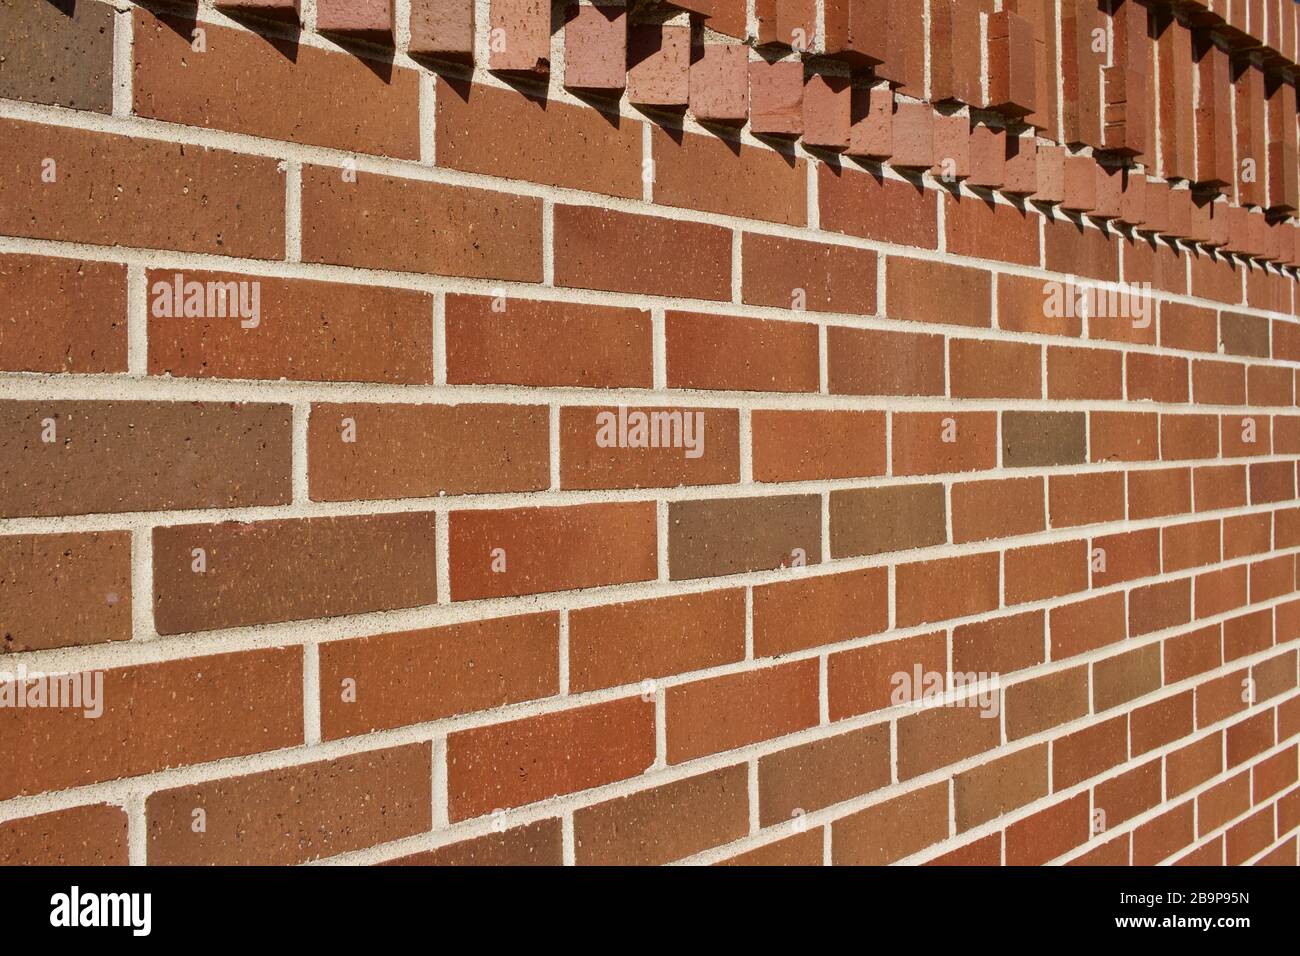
[749,59,804,137]
[628,22,689,107]
[564,5,626,94]
[803,74,851,149]
[847,83,893,158]
[824,0,891,66]
[968,124,1006,189]
[931,0,984,106]
[489,0,552,73]
[409,0,475,61]
[891,101,934,169]
[315,0,392,40]
[690,44,749,124]
[987,11,1037,116]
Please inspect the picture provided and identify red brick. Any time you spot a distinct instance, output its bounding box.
[831,484,947,557]
[950,338,1041,397]
[896,552,1001,627]
[449,502,656,600]
[0,119,283,259]
[153,513,438,633]
[1048,471,1125,528]
[952,476,1045,543]
[1005,539,1089,604]
[488,0,551,73]
[409,0,475,60]
[891,411,998,475]
[0,255,126,374]
[944,192,1041,266]
[1047,345,1123,399]
[667,660,820,763]
[446,294,651,388]
[753,568,889,657]
[748,59,804,137]
[653,127,807,224]
[1005,792,1090,864]
[0,400,290,519]
[448,697,656,819]
[828,631,947,720]
[689,44,749,123]
[1051,591,1127,659]
[148,744,431,865]
[0,805,128,866]
[743,233,876,314]
[575,765,749,865]
[554,205,731,300]
[1052,715,1128,789]
[832,782,949,864]
[803,74,851,149]
[752,410,886,482]
[668,495,822,579]
[305,163,541,278]
[758,725,891,825]
[148,270,433,384]
[570,589,746,692]
[667,311,818,392]
[0,531,131,653]
[134,10,416,157]
[1,648,302,800]
[1005,666,1089,738]
[386,819,561,866]
[628,23,689,106]
[563,5,625,93]
[953,744,1048,830]
[953,610,1045,674]
[436,79,641,197]
[560,405,738,489]
[827,327,946,396]
[319,613,559,738]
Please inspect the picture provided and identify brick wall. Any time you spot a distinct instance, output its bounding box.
[1,0,1298,866]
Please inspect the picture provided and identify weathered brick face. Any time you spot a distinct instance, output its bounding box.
[0,0,1297,869]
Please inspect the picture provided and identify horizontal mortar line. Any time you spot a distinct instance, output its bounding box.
[6,640,1292,866]
[0,461,1295,535]
[2,501,1298,672]
[1,609,1294,840]
[0,229,1296,345]
[0,102,1296,323]
[8,366,1300,410]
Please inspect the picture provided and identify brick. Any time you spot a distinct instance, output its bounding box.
[803,74,851,149]
[1061,0,1105,147]
[890,101,934,169]
[1003,133,1039,196]
[1,648,302,800]
[899,705,1002,779]
[1103,0,1149,156]
[449,697,655,819]
[846,84,894,159]
[1005,666,1089,739]
[1195,669,1251,728]
[1051,591,1127,659]
[1002,411,1087,467]
[1094,644,1163,712]
[887,257,991,328]
[1165,625,1223,684]
[1195,565,1248,620]
[832,782,949,864]
[823,0,891,67]
[953,610,1044,674]
[749,59,804,137]
[1005,539,1089,604]
[1226,807,1275,863]
[564,5,626,93]
[449,502,656,599]
[409,0,475,60]
[1005,792,1090,864]
[1092,527,1161,588]
[575,765,749,865]
[1129,578,1192,636]
[1192,464,1245,513]
[301,165,541,281]
[0,0,113,113]
[1129,466,1193,519]
[717,830,824,866]
[0,531,131,654]
[386,819,562,866]
[570,589,746,691]
[753,410,886,482]
[1200,771,1252,836]
[1052,715,1128,789]
[933,111,972,181]
[0,119,283,258]
[1223,607,1273,659]
[0,255,125,374]
[954,744,1048,830]
[0,400,289,519]
[1090,410,1158,461]
[1163,519,1222,573]
[554,205,731,300]
[134,10,414,156]
[952,476,1045,543]
[930,0,984,105]
[560,405,739,489]
[1047,346,1124,400]
[1045,217,1118,281]
[1193,359,1247,405]
[660,140,807,231]
[1168,732,1224,796]
[1194,31,1235,187]
[628,23,689,106]
[436,79,641,198]
[154,513,437,633]
[950,338,1041,398]
[1162,413,1221,460]
[1071,834,1131,866]
[667,311,819,392]
[1221,311,1271,357]
[831,483,947,557]
[1226,711,1275,767]
[488,0,551,72]
[1132,691,1195,755]
[0,805,127,866]
[689,44,749,123]
[315,0,392,38]
[987,11,1037,116]
[446,295,651,389]
[892,412,998,475]
[668,495,821,579]
[759,726,891,825]
[827,327,946,396]
[895,553,1001,627]
[944,192,1041,266]
[147,270,433,384]
[878,0,926,96]
[666,660,819,762]
[1095,759,1163,826]
[742,233,876,314]
[148,743,430,865]
[1048,471,1125,528]
[828,631,947,719]
[319,613,559,738]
